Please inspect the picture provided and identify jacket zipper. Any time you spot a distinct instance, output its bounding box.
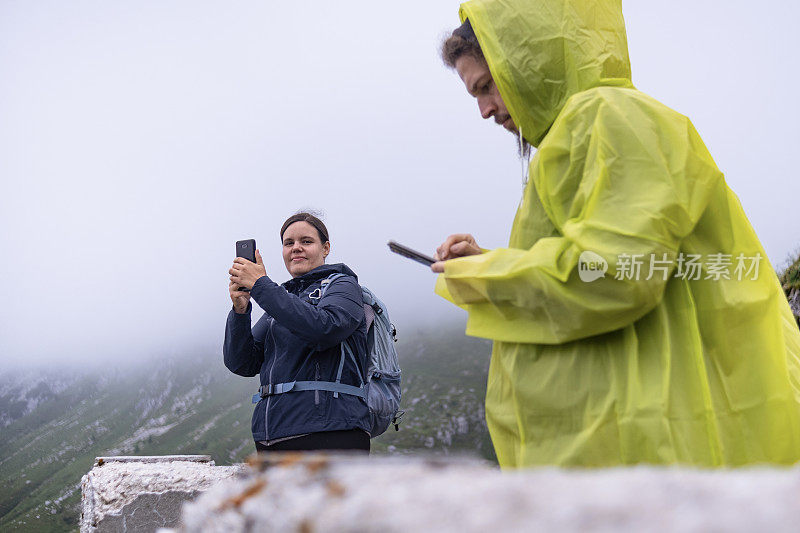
[264,318,276,441]
[315,362,320,405]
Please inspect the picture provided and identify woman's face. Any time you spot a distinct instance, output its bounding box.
[282,221,330,278]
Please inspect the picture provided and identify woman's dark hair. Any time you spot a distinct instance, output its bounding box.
[441,19,486,68]
[280,212,330,243]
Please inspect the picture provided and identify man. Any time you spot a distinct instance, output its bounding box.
[432,0,800,468]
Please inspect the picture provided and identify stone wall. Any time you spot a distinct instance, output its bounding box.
[80,455,241,532]
[81,453,800,532]
[177,454,800,533]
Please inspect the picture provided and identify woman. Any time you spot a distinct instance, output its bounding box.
[225,212,371,452]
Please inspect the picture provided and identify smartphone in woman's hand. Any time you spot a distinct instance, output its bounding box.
[236,239,257,263]
[235,239,257,291]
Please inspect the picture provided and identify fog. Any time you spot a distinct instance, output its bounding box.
[1,1,798,368]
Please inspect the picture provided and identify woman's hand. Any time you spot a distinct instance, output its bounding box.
[229,249,267,291]
[431,234,482,273]
[229,281,251,314]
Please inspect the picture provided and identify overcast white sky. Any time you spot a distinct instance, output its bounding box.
[1,1,798,368]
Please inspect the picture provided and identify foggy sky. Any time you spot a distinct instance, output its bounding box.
[1,1,798,368]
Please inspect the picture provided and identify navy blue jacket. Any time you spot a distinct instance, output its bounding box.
[223,263,370,442]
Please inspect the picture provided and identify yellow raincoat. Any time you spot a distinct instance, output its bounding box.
[436,0,800,467]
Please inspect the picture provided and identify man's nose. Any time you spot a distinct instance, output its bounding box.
[478,96,496,120]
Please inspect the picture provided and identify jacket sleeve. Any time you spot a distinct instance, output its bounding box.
[223,305,268,377]
[249,274,364,350]
[436,95,722,344]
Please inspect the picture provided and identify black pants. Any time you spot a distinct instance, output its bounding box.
[255,429,370,453]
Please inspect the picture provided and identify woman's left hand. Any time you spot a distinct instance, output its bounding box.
[229,249,267,290]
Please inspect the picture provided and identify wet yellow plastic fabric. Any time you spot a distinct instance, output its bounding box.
[436,0,800,467]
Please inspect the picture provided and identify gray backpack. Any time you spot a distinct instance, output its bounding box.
[320,274,403,437]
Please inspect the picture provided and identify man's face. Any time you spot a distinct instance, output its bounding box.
[455,54,516,134]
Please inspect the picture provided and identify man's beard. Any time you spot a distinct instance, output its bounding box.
[514,129,532,160]
[496,113,531,160]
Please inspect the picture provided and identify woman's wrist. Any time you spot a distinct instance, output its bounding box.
[233,301,251,315]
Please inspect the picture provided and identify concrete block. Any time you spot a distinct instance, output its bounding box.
[80,455,241,533]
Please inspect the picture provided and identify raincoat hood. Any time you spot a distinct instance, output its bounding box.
[459,0,633,147]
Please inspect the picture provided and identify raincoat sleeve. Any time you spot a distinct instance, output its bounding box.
[223,306,268,377]
[436,94,722,344]
[250,275,364,350]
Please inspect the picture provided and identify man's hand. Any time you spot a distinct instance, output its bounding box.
[431,234,482,273]
[229,249,267,291]
[229,281,251,314]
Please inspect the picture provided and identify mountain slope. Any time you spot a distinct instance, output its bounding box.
[0,325,495,532]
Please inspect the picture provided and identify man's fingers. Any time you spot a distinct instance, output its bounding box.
[450,240,479,256]
[438,233,475,260]
[450,241,468,255]
[437,235,458,260]
[255,249,263,265]
[431,261,445,273]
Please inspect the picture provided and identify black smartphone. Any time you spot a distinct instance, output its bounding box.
[236,239,257,263]
[387,240,436,267]
[235,239,257,291]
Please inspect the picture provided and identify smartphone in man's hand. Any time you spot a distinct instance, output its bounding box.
[235,239,257,291]
[388,240,436,267]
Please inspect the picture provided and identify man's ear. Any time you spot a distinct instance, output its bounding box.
[323,242,331,258]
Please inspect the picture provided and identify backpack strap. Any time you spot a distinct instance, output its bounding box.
[333,347,347,399]
[319,273,374,329]
[319,273,348,299]
[252,381,366,403]
[319,272,369,393]
[363,303,375,331]
[342,341,365,388]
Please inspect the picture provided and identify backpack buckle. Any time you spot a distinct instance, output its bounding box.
[308,288,322,304]
[392,410,405,431]
[258,384,274,397]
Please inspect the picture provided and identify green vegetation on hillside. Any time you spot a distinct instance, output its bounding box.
[780,250,800,327]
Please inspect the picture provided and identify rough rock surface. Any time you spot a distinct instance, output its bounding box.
[176,453,800,533]
[788,287,800,322]
[80,455,241,532]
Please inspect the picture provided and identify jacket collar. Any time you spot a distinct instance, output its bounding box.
[282,263,358,292]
